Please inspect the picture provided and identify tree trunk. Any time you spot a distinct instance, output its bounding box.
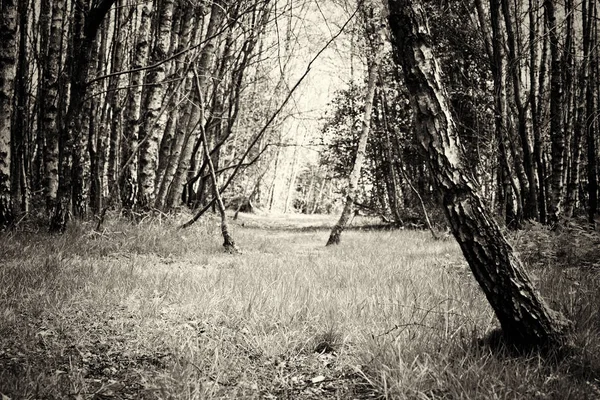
[33,0,52,196]
[106,0,125,204]
[327,3,383,246]
[154,9,195,210]
[90,19,110,215]
[137,0,175,209]
[200,117,238,253]
[566,0,590,216]
[545,0,565,223]
[189,29,236,209]
[534,16,549,223]
[380,90,403,225]
[0,0,18,229]
[120,1,153,213]
[285,142,300,213]
[529,0,548,223]
[586,0,598,223]
[487,0,522,226]
[387,0,570,347]
[11,0,29,217]
[50,0,116,232]
[42,0,66,214]
[165,0,225,211]
[500,0,538,220]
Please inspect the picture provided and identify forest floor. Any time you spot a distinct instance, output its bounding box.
[1,211,599,399]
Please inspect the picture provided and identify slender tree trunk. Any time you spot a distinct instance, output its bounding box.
[388,0,570,347]
[106,0,125,204]
[327,3,383,246]
[165,0,224,211]
[268,145,280,211]
[137,0,175,209]
[534,14,549,223]
[120,1,153,212]
[312,178,326,214]
[562,0,576,207]
[154,9,195,209]
[189,61,238,251]
[90,19,110,215]
[0,0,18,229]
[200,120,238,252]
[11,0,30,217]
[587,1,598,223]
[529,0,547,222]
[190,29,236,208]
[566,0,590,216]
[42,0,66,214]
[488,0,522,226]
[50,0,116,232]
[545,0,565,223]
[285,143,300,213]
[500,0,538,220]
[33,0,51,195]
[154,77,191,210]
[380,90,403,225]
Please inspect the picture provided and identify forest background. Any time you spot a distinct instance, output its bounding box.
[0,0,597,231]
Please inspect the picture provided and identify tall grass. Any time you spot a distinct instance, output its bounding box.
[0,213,598,399]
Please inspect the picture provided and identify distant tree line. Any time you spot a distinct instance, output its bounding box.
[0,0,598,233]
[0,0,308,231]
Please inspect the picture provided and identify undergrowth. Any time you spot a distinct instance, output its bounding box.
[0,213,598,399]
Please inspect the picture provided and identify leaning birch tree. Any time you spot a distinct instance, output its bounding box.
[387,0,570,347]
[327,0,384,246]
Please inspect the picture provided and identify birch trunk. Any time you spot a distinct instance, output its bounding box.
[154,9,195,209]
[42,0,66,213]
[500,0,538,220]
[387,0,570,347]
[50,0,116,232]
[165,0,225,210]
[106,0,125,203]
[586,0,598,222]
[137,0,175,209]
[545,0,565,222]
[327,3,383,245]
[10,0,30,216]
[200,121,238,252]
[0,0,18,229]
[121,2,153,211]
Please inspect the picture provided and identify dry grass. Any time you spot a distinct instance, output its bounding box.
[0,212,598,399]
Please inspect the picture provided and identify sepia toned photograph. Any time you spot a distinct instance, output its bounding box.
[1,0,599,398]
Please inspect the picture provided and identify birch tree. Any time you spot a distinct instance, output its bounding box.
[327,0,384,245]
[121,1,153,212]
[137,0,175,209]
[50,0,116,232]
[387,0,570,346]
[0,0,18,229]
[41,0,66,213]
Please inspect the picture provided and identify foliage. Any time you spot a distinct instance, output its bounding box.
[319,83,365,180]
[512,218,600,270]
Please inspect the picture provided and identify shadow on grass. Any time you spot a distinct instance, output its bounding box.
[259,223,403,233]
[473,326,600,398]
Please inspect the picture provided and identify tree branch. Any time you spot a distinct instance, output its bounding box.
[179,5,359,229]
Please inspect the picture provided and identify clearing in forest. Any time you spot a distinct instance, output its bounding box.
[1,213,599,399]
